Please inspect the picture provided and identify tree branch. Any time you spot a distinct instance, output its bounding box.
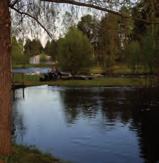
[10,6,53,38]
[43,0,126,18]
[10,0,20,8]
[41,0,158,24]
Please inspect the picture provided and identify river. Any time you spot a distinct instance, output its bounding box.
[12,86,159,163]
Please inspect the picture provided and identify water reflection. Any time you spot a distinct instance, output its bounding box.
[130,88,159,163]
[12,86,159,163]
[60,87,134,126]
[60,88,100,123]
[12,90,26,142]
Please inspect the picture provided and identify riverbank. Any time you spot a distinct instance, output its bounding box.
[1,145,65,163]
[12,64,158,74]
[13,74,158,88]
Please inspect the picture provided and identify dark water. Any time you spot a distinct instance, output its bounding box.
[12,86,159,163]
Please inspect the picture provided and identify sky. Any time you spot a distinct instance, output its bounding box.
[11,1,104,47]
[11,0,138,47]
[40,6,102,46]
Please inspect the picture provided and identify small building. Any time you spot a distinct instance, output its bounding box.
[29,54,52,64]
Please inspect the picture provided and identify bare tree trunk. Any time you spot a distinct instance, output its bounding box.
[0,0,12,156]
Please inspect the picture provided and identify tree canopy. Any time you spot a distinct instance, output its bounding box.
[44,40,57,60]
[58,27,93,74]
[11,37,28,65]
[24,39,43,56]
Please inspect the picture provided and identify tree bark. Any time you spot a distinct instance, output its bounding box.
[0,0,12,156]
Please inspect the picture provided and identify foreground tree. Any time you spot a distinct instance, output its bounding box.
[58,27,93,74]
[0,0,12,156]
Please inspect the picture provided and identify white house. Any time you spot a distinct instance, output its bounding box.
[29,54,52,64]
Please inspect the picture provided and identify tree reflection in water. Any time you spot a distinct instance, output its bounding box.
[12,89,26,143]
[131,88,159,163]
[12,86,159,163]
[60,87,159,162]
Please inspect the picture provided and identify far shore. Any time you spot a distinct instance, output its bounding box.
[12,64,159,88]
[12,75,158,88]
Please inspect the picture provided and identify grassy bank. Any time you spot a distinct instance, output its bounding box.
[1,145,65,163]
[13,74,157,87]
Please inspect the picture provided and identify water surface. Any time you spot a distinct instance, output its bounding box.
[12,86,159,163]
[12,67,50,74]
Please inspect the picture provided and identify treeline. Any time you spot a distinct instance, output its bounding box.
[11,37,44,65]
[12,0,159,74]
[74,3,159,74]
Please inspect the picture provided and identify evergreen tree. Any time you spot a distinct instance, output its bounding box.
[24,39,43,56]
[44,40,57,60]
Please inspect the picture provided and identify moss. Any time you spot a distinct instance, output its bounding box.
[2,145,66,163]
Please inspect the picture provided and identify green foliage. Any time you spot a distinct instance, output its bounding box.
[58,27,93,74]
[40,53,47,63]
[31,39,43,56]
[44,41,51,55]
[119,6,134,50]
[6,145,62,163]
[126,41,141,73]
[98,14,120,72]
[77,15,100,64]
[141,32,156,73]
[126,30,158,73]
[11,37,28,65]
[24,39,32,56]
[77,14,99,42]
[132,3,148,40]
[44,40,57,60]
[24,39,43,56]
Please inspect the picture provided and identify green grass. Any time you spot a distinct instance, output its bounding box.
[112,64,132,74]
[12,74,156,87]
[90,66,104,74]
[90,64,158,74]
[45,78,153,87]
[1,145,67,163]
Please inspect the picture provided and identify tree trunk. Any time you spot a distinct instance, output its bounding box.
[0,0,12,156]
